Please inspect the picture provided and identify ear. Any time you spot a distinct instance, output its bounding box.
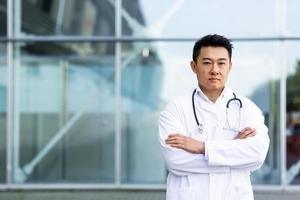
[190,60,197,74]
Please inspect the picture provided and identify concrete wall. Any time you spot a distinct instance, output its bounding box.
[0,190,300,200]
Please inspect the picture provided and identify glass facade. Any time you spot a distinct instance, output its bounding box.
[287,0,300,36]
[121,42,164,184]
[0,0,299,189]
[0,43,6,183]
[122,0,277,38]
[12,42,115,183]
[229,42,281,184]
[20,0,115,36]
[286,42,300,185]
[0,0,6,36]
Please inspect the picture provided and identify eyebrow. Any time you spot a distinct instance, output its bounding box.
[202,58,228,61]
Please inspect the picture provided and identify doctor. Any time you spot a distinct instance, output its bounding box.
[159,34,270,200]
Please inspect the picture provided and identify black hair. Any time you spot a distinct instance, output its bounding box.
[192,34,233,62]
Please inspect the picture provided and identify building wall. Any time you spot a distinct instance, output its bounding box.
[0,190,300,200]
[0,0,300,194]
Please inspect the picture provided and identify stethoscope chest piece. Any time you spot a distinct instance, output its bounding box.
[198,123,204,134]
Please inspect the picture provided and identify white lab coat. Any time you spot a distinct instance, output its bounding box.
[159,87,270,200]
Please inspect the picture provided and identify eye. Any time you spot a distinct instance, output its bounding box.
[203,61,211,65]
[219,62,226,66]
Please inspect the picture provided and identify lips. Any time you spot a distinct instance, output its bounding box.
[209,78,220,81]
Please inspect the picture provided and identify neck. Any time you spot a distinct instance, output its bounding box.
[199,85,224,103]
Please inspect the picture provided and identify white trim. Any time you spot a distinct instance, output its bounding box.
[6,0,14,186]
[3,36,300,42]
[279,42,287,186]
[0,184,300,191]
[114,0,122,186]
[0,183,165,190]
[276,0,287,187]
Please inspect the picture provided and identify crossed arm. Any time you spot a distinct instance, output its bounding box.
[165,127,256,154]
[159,100,270,175]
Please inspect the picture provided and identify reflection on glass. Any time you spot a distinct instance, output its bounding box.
[20,0,115,36]
[287,0,300,35]
[229,42,281,184]
[121,42,166,183]
[13,42,115,183]
[0,43,6,182]
[0,0,6,36]
[122,0,276,38]
[120,42,194,184]
[286,60,300,185]
[120,41,282,185]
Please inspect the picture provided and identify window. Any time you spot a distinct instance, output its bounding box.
[20,0,115,36]
[0,42,6,183]
[12,42,115,183]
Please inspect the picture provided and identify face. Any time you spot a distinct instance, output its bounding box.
[190,46,232,94]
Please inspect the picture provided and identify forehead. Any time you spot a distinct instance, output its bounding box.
[198,46,230,60]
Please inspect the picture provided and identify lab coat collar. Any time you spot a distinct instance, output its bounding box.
[195,86,233,103]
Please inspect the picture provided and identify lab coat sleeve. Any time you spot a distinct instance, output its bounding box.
[159,100,230,176]
[205,99,270,172]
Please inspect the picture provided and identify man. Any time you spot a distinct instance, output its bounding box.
[159,34,270,200]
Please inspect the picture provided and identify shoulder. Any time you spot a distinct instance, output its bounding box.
[225,86,263,114]
[234,94,267,128]
[237,95,263,115]
[162,90,193,114]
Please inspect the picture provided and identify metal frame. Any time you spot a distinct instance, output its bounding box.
[2,0,300,191]
[2,36,300,43]
[115,0,122,187]
[1,184,300,191]
[277,0,287,188]
[6,0,14,187]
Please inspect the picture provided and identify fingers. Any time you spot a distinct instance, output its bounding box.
[167,133,182,138]
[165,134,204,154]
[235,127,256,139]
[165,134,185,145]
[168,143,185,149]
[240,127,254,133]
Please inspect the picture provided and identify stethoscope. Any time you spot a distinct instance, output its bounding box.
[192,89,243,133]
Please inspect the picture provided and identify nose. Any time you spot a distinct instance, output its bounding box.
[210,63,219,75]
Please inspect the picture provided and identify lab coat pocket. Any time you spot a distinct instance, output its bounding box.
[167,187,199,200]
[227,171,253,200]
[221,127,239,140]
[234,179,253,199]
[166,175,200,200]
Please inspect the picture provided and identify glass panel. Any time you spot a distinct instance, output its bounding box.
[0,0,6,36]
[122,0,277,38]
[120,41,281,184]
[286,41,300,185]
[287,0,300,36]
[120,42,195,184]
[20,0,115,36]
[13,42,115,183]
[0,43,6,182]
[229,42,281,184]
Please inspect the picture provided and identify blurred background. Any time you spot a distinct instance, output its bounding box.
[0,0,300,199]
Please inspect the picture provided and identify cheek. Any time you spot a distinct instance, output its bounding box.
[197,69,208,76]
[197,71,207,81]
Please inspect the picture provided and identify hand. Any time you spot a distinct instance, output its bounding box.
[165,133,204,154]
[235,127,256,139]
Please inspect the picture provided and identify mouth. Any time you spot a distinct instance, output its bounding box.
[209,78,220,82]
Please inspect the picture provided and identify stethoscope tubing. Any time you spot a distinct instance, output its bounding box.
[192,88,243,127]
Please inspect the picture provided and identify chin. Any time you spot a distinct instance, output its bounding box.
[209,84,222,89]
